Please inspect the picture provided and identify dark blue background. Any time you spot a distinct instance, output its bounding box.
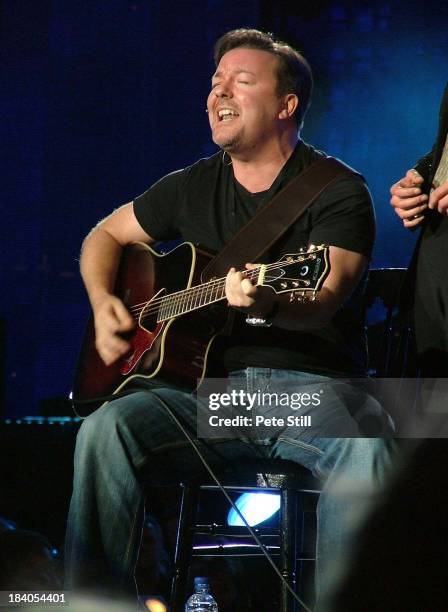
[1,0,447,416]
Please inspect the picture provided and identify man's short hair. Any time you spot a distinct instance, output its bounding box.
[214,28,313,128]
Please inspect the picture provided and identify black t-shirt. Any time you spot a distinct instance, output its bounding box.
[133,141,375,376]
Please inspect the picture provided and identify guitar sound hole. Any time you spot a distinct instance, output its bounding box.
[139,307,159,332]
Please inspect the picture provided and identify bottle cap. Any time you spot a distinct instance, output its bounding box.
[194,576,209,588]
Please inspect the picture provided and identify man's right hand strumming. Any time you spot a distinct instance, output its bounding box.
[79,201,155,366]
[390,169,428,228]
[92,294,135,366]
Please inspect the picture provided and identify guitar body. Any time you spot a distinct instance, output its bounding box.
[72,242,228,413]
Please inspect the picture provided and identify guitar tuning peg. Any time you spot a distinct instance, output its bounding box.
[293,291,312,304]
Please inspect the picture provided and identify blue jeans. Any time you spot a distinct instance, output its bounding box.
[65,368,396,601]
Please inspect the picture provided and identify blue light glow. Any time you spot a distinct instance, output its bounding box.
[227,492,281,527]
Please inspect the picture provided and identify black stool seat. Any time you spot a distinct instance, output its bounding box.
[213,458,321,490]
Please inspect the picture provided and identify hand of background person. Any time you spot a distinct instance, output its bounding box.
[390,169,428,228]
[429,180,448,214]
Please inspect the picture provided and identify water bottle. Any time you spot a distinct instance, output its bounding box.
[185,576,218,611]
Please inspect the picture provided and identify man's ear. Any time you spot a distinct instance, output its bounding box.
[278,94,299,120]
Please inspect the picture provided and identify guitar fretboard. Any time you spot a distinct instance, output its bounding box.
[157,276,242,322]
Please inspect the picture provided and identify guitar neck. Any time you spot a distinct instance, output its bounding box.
[134,246,328,326]
[157,271,254,322]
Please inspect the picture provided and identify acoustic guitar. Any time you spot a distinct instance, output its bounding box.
[72,241,330,414]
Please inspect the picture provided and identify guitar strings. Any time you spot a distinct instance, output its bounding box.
[124,255,323,323]
[126,265,258,315]
[126,271,250,319]
[125,257,309,316]
[128,258,321,323]
[142,286,313,324]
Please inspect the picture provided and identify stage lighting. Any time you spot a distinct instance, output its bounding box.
[227,492,280,527]
[143,598,166,612]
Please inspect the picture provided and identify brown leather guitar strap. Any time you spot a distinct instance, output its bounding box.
[201,156,358,282]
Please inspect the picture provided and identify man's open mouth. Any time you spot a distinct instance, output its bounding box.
[218,109,239,122]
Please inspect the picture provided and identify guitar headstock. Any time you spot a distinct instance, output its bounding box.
[257,245,330,301]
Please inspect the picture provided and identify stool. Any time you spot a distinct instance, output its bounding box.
[170,459,321,612]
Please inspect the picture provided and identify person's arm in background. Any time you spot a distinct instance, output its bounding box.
[389,147,434,229]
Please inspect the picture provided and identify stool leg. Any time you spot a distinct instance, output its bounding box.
[280,487,298,612]
[170,482,199,612]
[296,491,316,611]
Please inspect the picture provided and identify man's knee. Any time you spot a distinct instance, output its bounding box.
[318,436,395,476]
[335,436,390,457]
[75,395,144,452]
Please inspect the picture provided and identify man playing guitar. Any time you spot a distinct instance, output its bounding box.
[65,28,395,607]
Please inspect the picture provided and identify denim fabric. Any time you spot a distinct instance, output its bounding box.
[65,368,396,603]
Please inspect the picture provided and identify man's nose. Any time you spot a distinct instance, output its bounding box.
[214,80,232,98]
